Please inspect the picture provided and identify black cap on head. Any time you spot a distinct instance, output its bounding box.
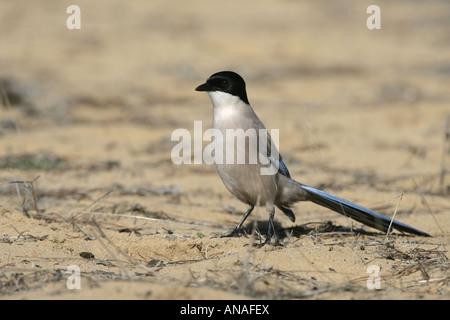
[195,71,249,104]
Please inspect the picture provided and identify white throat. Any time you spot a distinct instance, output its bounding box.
[208,91,248,126]
[208,91,242,109]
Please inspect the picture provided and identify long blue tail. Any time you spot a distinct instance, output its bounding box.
[301,185,430,237]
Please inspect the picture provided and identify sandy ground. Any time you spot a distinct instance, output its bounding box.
[0,1,449,300]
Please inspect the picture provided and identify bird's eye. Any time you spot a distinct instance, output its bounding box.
[222,79,228,86]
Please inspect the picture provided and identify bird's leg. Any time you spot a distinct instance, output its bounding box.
[221,205,254,237]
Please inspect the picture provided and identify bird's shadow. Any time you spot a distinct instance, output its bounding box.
[239,220,380,241]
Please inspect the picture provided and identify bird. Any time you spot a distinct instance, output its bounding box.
[195,71,430,243]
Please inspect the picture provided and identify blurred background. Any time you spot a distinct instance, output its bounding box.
[1,0,449,188]
[1,1,449,121]
[0,0,449,300]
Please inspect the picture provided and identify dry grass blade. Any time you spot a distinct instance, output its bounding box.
[413,179,445,236]
[439,115,450,194]
[9,176,41,217]
[384,193,403,242]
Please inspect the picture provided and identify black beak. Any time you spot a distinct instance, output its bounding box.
[195,82,213,92]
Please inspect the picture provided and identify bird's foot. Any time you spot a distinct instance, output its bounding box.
[252,237,271,248]
[253,233,284,247]
[220,229,245,238]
